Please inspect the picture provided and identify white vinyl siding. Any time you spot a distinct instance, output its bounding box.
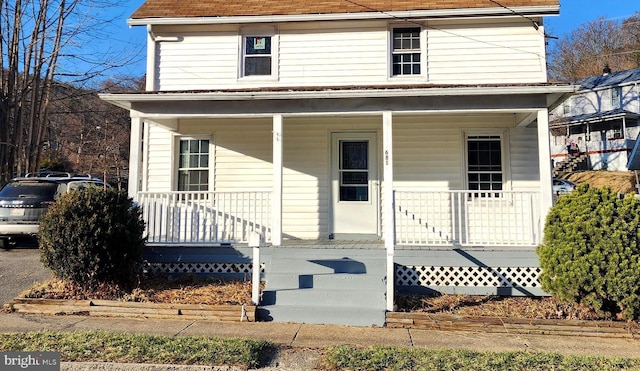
[509,128,540,190]
[151,18,546,90]
[426,19,546,84]
[145,124,173,191]
[155,31,239,91]
[278,23,388,85]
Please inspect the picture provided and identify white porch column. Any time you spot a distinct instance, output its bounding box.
[537,109,553,224]
[128,116,143,199]
[382,111,394,312]
[146,25,157,91]
[272,114,283,246]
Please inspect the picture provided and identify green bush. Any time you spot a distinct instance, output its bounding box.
[39,187,146,290]
[537,184,640,320]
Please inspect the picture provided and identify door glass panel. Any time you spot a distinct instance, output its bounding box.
[341,141,368,170]
[339,141,368,201]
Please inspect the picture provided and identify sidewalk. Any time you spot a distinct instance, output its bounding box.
[1,311,639,369]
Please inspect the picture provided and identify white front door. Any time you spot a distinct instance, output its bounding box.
[330,132,379,238]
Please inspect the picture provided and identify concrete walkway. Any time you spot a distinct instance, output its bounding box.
[1,311,639,370]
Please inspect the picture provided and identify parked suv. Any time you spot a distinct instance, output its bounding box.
[0,172,109,247]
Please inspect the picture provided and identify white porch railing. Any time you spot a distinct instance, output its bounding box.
[137,191,271,244]
[394,190,541,247]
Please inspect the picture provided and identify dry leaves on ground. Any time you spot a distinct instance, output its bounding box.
[22,276,254,306]
[395,293,605,321]
[20,277,620,322]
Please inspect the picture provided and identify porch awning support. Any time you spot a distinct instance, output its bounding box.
[383,111,394,312]
[537,109,553,221]
[128,116,143,198]
[272,114,283,246]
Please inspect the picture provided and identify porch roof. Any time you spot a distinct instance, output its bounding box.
[130,0,559,24]
[550,109,640,128]
[101,83,576,112]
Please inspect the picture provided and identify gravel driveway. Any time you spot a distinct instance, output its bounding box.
[0,243,51,305]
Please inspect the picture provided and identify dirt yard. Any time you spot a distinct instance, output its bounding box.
[563,170,638,194]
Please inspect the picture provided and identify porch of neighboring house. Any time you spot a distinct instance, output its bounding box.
[550,110,640,171]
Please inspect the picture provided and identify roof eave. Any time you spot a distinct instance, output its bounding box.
[127,6,559,26]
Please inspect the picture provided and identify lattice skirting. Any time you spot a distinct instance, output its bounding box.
[396,264,541,288]
[141,262,265,276]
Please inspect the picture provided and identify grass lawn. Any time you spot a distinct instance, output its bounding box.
[1,331,640,370]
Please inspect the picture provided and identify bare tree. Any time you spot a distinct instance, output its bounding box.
[0,0,141,183]
[548,14,640,82]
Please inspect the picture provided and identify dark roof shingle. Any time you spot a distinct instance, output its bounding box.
[131,0,559,19]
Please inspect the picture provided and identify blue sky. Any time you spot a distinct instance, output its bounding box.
[545,0,640,38]
[101,1,640,80]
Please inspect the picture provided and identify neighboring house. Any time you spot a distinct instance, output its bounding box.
[101,0,574,326]
[550,67,640,172]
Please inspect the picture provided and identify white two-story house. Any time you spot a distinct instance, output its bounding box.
[551,67,640,172]
[101,0,574,326]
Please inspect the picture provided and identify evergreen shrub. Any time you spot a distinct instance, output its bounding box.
[537,184,640,320]
[39,187,146,290]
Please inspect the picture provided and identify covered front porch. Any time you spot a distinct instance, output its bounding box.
[102,85,572,316]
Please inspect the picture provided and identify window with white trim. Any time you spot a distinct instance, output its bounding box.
[391,27,421,76]
[177,138,209,191]
[467,135,503,193]
[611,86,622,109]
[242,35,273,77]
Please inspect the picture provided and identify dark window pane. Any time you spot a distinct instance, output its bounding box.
[245,57,272,75]
[200,141,209,153]
[342,172,368,185]
[340,186,368,201]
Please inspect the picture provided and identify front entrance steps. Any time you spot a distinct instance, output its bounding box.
[257,247,387,327]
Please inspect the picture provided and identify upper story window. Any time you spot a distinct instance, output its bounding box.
[467,135,503,195]
[611,86,622,109]
[244,36,272,76]
[177,138,210,191]
[562,101,571,115]
[392,27,421,76]
[240,27,278,79]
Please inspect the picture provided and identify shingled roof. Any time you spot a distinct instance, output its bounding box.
[131,0,559,19]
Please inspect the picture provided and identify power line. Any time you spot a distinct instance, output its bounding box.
[488,0,539,30]
[342,0,546,58]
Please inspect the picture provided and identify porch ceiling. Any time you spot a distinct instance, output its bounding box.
[101,84,576,118]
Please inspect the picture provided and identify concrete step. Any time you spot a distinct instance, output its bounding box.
[265,272,385,291]
[258,246,387,326]
[261,288,386,307]
[257,305,386,327]
[267,258,385,276]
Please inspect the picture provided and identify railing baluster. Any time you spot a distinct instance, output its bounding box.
[393,190,540,248]
[136,191,271,245]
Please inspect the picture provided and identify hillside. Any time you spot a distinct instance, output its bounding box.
[563,171,637,195]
